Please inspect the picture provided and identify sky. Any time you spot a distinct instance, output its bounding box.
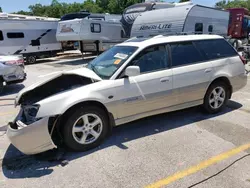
[1,0,220,13]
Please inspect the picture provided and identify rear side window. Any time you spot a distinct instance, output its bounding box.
[170,42,204,67]
[7,32,24,38]
[194,39,238,60]
[0,30,3,41]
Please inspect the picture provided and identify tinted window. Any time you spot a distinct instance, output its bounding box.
[208,25,213,33]
[132,45,168,73]
[194,39,238,60]
[0,31,3,41]
[171,42,204,67]
[7,32,24,38]
[90,23,101,33]
[195,23,203,33]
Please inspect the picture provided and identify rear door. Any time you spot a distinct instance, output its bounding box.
[170,41,213,105]
[194,39,242,83]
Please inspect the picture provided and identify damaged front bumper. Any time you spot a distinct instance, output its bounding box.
[7,110,57,155]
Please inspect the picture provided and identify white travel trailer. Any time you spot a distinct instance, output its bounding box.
[131,4,230,38]
[56,12,127,53]
[120,1,193,37]
[0,13,62,64]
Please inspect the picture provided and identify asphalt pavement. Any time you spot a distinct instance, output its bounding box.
[0,57,250,188]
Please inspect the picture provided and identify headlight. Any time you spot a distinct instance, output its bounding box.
[23,105,40,123]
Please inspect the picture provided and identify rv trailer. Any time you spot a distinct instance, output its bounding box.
[121,1,193,37]
[130,4,229,38]
[0,13,62,64]
[56,11,127,54]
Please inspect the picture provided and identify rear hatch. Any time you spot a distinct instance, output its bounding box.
[56,19,82,41]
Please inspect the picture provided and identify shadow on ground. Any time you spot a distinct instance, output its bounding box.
[1,100,242,179]
[0,84,24,97]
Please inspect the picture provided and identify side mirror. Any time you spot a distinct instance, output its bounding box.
[124,66,140,77]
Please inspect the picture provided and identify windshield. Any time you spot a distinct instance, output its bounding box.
[87,46,138,79]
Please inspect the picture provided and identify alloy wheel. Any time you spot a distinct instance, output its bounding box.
[209,86,226,109]
[72,113,103,145]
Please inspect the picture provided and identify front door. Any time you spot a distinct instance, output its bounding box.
[114,44,175,119]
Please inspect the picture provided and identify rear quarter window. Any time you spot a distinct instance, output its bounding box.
[194,39,238,60]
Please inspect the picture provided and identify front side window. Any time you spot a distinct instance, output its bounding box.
[131,45,168,73]
[171,42,204,67]
[195,23,203,33]
[194,39,238,60]
[87,46,138,79]
[0,31,3,41]
[7,32,24,38]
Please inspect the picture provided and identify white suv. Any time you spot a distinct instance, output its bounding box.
[7,35,247,155]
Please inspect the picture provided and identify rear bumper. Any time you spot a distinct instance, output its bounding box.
[6,73,27,85]
[7,113,57,155]
[231,73,247,93]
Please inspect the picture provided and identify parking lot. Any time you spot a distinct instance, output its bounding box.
[0,56,250,188]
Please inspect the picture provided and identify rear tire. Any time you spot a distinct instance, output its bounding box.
[62,106,109,152]
[203,82,229,114]
[26,56,36,64]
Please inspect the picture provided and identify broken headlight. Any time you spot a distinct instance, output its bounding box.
[23,105,40,123]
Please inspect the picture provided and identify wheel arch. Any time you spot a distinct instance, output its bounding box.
[57,100,114,131]
[206,76,232,99]
[50,100,115,146]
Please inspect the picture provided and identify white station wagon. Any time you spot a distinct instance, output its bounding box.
[7,35,247,155]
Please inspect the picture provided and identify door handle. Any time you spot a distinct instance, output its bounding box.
[160,77,170,83]
[205,69,212,73]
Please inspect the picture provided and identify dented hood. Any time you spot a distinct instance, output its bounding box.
[15,67,102,105]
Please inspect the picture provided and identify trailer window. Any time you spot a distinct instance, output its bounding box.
[195,23,203,33]
[90,23,101,33]
[7,32,24,39]
[0,31,3,41]
[31,39,40,46]
[194,39,238,60]
[208,25,213,33]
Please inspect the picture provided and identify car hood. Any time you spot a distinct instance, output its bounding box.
[15,67,102,105]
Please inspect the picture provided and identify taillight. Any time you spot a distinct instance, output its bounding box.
[239,55,247,65]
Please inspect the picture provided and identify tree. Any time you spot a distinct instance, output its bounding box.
[0,7,2,13]
[11,0,143,17]
[215,0,227,8]
[215,0,250,10]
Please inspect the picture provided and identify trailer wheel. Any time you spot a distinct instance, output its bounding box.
[26,56,36,64]
[0,80,4,95]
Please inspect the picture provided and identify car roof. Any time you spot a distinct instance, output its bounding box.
[117,34,224,48]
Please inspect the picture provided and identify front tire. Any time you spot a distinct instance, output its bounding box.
[203,82,229,114]
[62,106,109,152]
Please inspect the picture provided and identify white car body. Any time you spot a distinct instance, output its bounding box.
[7,34,247,155]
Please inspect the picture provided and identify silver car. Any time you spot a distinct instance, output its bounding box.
[0,54,26,93]
[7,35,247,155]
